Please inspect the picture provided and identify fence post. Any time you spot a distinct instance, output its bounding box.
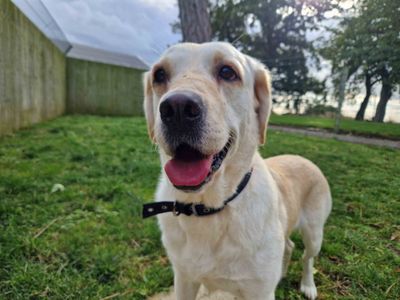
[335,67,349,134]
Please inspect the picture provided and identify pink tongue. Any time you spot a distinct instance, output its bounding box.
[165,156,213,186]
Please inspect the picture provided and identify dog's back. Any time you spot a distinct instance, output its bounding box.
[266,154,331,236]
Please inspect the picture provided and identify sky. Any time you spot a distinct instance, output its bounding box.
[13,0,399,121]
[42,0,181,64]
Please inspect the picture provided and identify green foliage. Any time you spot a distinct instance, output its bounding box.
[320,0,400,121]
[322,0,400,80]
[1,116,399,299]
[210,0,336,109]
[304,104,337,117]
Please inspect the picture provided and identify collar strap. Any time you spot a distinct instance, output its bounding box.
[142,168,253,218]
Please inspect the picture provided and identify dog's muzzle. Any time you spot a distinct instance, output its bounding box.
[158,90,232,191]
[159,91,205,147]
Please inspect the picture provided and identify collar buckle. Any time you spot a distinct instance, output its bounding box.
[172,201,181,216]
[192,203,213,216]
[191,203,199,216]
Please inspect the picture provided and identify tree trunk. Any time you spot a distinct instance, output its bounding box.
[178,0,212,43]
[355,73,372,121]
[373,69,392,123]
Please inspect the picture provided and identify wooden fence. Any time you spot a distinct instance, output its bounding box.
[0,1,145,135]
[0,0,66,135]
[67,58,144,116]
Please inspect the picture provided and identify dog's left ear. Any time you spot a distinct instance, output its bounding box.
[253,62,272,145]
[143,71,156,143]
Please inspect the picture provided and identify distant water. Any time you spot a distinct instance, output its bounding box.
[274,95,400,123]
[341,95,400,123]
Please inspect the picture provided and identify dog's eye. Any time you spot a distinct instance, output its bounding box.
[154,68,167,84]
[218,65,238,82]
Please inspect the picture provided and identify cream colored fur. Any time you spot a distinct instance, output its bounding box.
[143,42,332,300]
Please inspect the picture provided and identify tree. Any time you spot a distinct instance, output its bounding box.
[210,0,336,111]
[322,0,400,122]
[178,0,212,43]
[373,68,393,122]
[355,72,377,120]
[366,0,400,122]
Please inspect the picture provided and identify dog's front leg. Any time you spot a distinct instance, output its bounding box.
[174,271,200,300]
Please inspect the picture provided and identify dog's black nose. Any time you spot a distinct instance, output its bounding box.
[160,93,203,127]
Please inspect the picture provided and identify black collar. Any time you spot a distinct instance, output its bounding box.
[142,168,253,218]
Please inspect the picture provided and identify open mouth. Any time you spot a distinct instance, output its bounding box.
[164,137,233,191]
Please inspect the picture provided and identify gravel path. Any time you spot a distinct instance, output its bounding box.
[269,125,400,150]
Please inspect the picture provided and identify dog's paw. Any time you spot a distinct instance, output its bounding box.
[300,282,317,300]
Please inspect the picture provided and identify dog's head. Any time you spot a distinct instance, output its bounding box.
[144,42,271,193]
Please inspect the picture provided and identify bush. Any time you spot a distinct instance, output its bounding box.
[304,104,337,117]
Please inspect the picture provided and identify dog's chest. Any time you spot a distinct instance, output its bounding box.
[159,212,269,282]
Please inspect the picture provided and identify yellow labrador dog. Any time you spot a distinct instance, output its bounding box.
[143,42,331,300]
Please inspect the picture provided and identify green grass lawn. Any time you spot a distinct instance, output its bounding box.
[0,116,399,299]
[269,114,400,140]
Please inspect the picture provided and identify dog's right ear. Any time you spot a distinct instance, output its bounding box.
[143,71,156,143]
[253,62,272,145]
